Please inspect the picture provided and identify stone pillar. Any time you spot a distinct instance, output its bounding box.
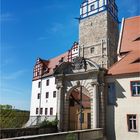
[91,81,99,129]
[99,84,105,129]
[57,85,64,131]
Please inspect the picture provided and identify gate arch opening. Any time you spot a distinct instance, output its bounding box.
[67,86,91,130]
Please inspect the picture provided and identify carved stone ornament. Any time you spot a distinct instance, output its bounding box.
[73,57,87,70]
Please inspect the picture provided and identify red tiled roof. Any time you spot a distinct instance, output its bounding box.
[43,52,68,77]
[120,16,140,53]
[108,16,140,75]
[108,50,140,75]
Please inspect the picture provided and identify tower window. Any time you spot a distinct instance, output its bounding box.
[127,114,137,132]
[90,5,95,11]
[90,47,95,53]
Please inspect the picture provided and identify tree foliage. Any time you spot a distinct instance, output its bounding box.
[0,105,29,128]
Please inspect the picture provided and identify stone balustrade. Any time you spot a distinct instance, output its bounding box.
[1,128,104,140]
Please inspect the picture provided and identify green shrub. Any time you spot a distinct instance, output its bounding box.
[39,118,58,128]
[66,133,76,140]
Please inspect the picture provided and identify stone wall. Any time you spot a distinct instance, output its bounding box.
[79,11,108,68]
[0,127,57,139]
[79,11,119,69]
[3,128,104,140]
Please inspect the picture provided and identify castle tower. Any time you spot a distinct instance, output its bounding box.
[79,0,119,68]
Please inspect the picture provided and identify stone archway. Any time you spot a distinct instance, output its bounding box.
[66,86,91,130]
[54,57,106,131]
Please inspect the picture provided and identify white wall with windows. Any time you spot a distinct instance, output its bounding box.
[29,76,57,125]
[106,74,140,140]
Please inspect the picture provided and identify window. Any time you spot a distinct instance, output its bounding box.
[50,108,53,115]
[79,113,84,123]
[90,47,95,53]
[127,115,137,132]
[38,81,41,88]
[59,57,64,63]
[131,81,140,96]
[37,93,40,99]
[90,4,95,11]
[45,108,48,115]
[46,79,49,86]
[108,82,116,105]
[53,91,56,98]
[36,108,38,114]
[37,71,40,76]
[46,92,49,98]
[69,99,74,106]
[40,108,43,114]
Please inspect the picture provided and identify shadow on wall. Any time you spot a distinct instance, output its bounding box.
[106,80,126,140]
[115,80,126,99]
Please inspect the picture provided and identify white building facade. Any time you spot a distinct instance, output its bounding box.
[29,43,79,125]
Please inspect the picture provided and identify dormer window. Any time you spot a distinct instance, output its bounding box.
[59,57,64,63]
[44,67,49,73]
[132,58,140,64]
[134,36,140,41]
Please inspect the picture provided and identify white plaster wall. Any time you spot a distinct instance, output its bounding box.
[41,76,57,116]
[30,79,41,116]
[106,75,140,140]
[30,76,57,118]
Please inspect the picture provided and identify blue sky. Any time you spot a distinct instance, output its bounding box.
[0,0,140,111]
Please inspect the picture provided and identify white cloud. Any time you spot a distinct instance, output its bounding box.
[2,70,27,80]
